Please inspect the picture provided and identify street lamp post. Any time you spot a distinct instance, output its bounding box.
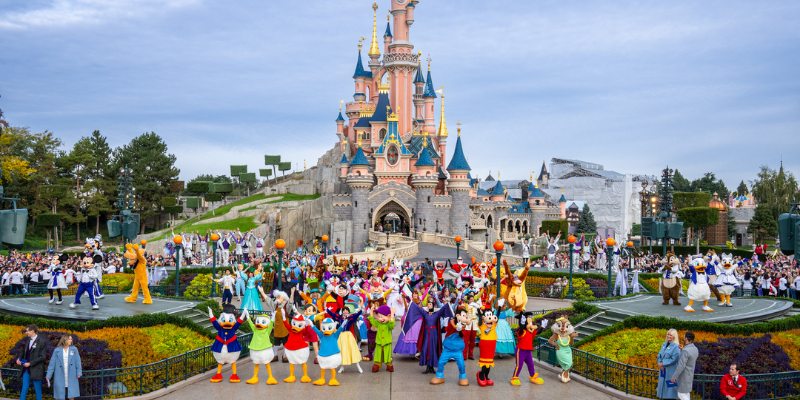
[275,239,286,291]
[210,233,220,296]
[493,240,504,312]
[386,231,390,249]
[322,234,329,256]
[606,237,616,298]
[626,240,635,275]
[454,235,462,259]
[567,235,576,298]
[173,235,183,297]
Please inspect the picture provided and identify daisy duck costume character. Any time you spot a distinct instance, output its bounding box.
[685,256,714,313]
[208,305,248,383]
[429,304,471,387]
[715,253,739,307]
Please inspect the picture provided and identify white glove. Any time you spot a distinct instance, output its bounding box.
[540,318,548,329]
[208,307,214,319]
[240,308,249,320]
[455,321,464,331]
[497,298,505,307]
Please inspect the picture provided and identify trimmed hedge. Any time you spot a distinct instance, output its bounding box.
[540,220,568,236]
[0,312,213,339]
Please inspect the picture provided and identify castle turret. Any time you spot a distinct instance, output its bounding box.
[490,180,506,202]
[559,193,567,219]
[412,137,437,234]
[347,144,374,252]
[446,128,471,236]
[436,89,448,168]
[538,160,549,188]
[336,105,345,141]
[422,58,436,135]
[383,14,392,54]
[413,56,425,126]
[352,42,371,102]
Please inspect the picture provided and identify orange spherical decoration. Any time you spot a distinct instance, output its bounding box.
[296,240,304,247]
[493,240,505,252]
[454,235,462,244]
[626,241,634,248]
[210,233,220,241]
[492,257,497,264]
[471,256,476,264]
[172,235,183,245]
[322,234,329,242]
[275,239,286,250]
[567,235,577,244]
[606,237,616,247]
[140,239,147,246]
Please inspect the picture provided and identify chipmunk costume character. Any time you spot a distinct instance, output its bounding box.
[430,304,471,386]
[685,257,713,313]
[715,253,739,307]
[659,253,682,306]
[245,314,276,385]
[208,305,247,383]
[548,316,577,383]
[124,243,152,304]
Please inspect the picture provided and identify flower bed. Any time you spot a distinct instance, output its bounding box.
[102,273,135,292]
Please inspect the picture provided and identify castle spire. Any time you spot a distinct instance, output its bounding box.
[436,87,448,137]
[423,55,437,98]
[384,14,392,37]
[368,2,381,57]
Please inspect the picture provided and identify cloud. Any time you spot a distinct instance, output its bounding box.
[0,0,198,30]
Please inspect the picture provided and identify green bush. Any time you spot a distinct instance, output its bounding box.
[569,278,596,301]
[540,220,568,236]
[184,273,214,300]
[0,312,213,338]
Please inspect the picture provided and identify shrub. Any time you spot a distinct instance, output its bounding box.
[101,273,135,291]
[184,273,214,300]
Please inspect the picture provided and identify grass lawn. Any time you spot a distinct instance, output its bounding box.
[158,216,259,238]
[197,193,272,221]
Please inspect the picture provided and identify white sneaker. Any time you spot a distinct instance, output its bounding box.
[56,300,63,305]
[69,303,77,309]
[92,304,100,310]
[702,305,714,312]
[97,295,105,299]
[718,302,726,307]
[684,305,694,312]
[48,298,55,304]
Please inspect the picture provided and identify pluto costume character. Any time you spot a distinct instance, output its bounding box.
[123,243,152,304]
[685,257,713,313]
[208,305,248,383]
[659,253,683,306]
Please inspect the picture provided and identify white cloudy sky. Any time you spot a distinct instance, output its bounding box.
[1,0,798,187]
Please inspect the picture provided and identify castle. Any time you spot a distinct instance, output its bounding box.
[330,1,566,253]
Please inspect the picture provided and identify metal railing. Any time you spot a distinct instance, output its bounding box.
[0,334,252,399]
[535,337,800,399]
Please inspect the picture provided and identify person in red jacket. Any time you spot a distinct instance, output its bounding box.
[720,363,747,400]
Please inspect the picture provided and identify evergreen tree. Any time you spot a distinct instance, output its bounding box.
[748,203,778,242]
[736,180,749,196]
[672,169,691,192]
[752,164,800,219]
[690,172,729,198]
[63,130,115,239]
[576,203,597,234]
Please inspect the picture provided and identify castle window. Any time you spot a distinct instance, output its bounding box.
[379,128,386,140]
[427,196,431,203]
[354,201,358,208]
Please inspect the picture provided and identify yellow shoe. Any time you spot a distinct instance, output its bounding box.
[142,298,153,305]
[124,297,136,303]
[313,378,326,386]
[510,377,521,386]
[283,375,296,383]
[530,373,544,385]
[246,376,259,385]
[300,375,312,383]
[266,376,278,385]
[328,378,340,386]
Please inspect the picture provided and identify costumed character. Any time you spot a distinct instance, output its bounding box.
[237,264,263,312]
[282,313,319,383]
[613,246,628,296]
[548,316,576,383]
[368,305,395,372]
[394,284,432,357]
[311,317,344,386]
[715,253,739,307]
[685,257,713,313]
[47,254,68,304]
[499,260,529,313]
[546,232,561,271]
[208,305,247,383]
[462,293,480,360]
[476,306,498,387]
[495,301,516,356]
[430,304,471,386]
[511,312,546,386]
[659,253,682,306]
[123,243,152,304]
[245,313,276,385]
[705,250,724,303]
[70,256,99,310]
[405,297,454,374]
[272,291,291,363]
[328,303,364,373]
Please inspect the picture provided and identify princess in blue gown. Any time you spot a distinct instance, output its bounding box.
[237,264,263,312]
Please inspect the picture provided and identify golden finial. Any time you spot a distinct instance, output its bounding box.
[427,54,432,70]
[358,37,365,51]
[339,99,344,112]
[530,171,534,182]
[456,121,462,137]
[436,87,448,137]
[387,106,398,122]
[369,2,381,57]
[422,131,428,148]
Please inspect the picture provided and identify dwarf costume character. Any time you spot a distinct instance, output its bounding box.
[430,304,471,386]
[245,314,276,385]
[70,256,99,310]
[209,305,247,383]
[368,305,395,372]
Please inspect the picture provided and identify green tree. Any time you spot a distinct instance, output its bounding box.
[676,207,719,246]
[751,164,800,219]
[736,180,749,196]
[62,130,115,239]
[113,132,180,233]
[672,169,691,192]
[748,203,778,242]
[690,172,729,198]
[576,203,597,234]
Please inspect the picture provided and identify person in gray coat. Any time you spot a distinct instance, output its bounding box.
[670,331,698,400]
[45,335,82,400]
[656,328,681,399]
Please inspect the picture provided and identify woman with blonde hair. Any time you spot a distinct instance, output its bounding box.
[656,328,681,400]
[45,335,81,400]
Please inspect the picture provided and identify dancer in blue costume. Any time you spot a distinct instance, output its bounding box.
[236,264,263,312]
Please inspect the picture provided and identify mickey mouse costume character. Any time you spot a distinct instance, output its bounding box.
[208,305,247,383]
[69,256,99,310]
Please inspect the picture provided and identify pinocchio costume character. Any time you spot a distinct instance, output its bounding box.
[476,304,499,387]
[208,305,247,383]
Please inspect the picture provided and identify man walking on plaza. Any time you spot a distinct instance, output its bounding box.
[670,331,698,400]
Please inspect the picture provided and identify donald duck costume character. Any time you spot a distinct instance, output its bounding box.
[310,317,344,386]
[208,305,248,383]
[685,257,713,313]
[282,313,319,383]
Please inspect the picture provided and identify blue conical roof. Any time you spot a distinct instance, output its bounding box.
[446,135,471,171]
[559,194,567,203]
[353,51,372,79]
[384,21,392,37]
[528,185,545,198]
[414,62,425,84]
[415,146,435,167]
[340,154,348,164]
[423,69,436,98]
[336,111,345,122]
[490,181,505,196]
[350,147,370,166]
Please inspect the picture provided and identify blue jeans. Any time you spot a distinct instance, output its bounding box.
[20,370,43,400]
